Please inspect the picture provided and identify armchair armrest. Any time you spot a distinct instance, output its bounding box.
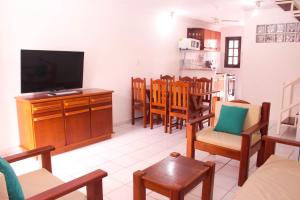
[187,113,215,126]
[4,146,55,172]
[263,135,300,147]
[27,169,108,200]
[241,121,268,137]
[262,135,300,163]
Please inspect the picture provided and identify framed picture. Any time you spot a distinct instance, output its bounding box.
[296,33,300,42]
[256,35,265,43]
[266,24,277,33]
[286,23,297,32]
[256,25,266,34]
[276,23,286,33]
[265,34,275,43]
[276,34,285,42]
[285,33,296,42]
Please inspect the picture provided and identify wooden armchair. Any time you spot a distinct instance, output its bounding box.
[131,77,149,128]
[150,79,168,133]
[233,136,300,200]
[186,100,271,186]
[0,146,107,200]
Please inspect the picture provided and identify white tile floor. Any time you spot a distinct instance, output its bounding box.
[11,121,299,200]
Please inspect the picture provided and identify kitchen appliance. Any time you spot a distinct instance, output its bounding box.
[178,38,201,50]
[213,73,236,101]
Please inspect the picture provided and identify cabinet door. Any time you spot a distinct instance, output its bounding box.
[215,31,221,51]
[65,108,91,144]
[91,105,113,137]
[33,113,66,148]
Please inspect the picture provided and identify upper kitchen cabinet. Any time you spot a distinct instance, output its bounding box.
[187,28,221,51]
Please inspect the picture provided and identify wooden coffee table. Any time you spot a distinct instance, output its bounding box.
[133,152,215,200]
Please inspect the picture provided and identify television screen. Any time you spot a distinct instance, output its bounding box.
[21,50,84,93]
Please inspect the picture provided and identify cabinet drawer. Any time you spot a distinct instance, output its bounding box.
[64,97,89,109]
[32,101,62,114]
[90,94,112,105]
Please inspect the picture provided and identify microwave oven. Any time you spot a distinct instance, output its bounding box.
[178,38,201,50]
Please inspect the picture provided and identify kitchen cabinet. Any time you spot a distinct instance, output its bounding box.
[16,88,113,154]
[187,28,221,51]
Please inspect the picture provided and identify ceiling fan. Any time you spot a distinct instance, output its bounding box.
[210,17,240,24]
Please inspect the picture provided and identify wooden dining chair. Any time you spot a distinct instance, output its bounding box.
[131,77,149,128]
[168,81,198,133]
[193,77,213,125]
[150,79,168,133]
[179,76,195,83]
[160,74,175,82]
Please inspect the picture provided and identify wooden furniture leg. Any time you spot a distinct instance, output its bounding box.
[150,112,153,129]
[170,189,184,200]
[202,161,215,200]
[186,123,195,159]
[238,135,251,186]
[133,170,146,200]
[86,179,103,200]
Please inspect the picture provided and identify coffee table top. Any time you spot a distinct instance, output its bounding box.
[141,153,210,190]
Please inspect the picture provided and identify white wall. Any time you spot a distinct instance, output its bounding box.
[0,0,213,149]
[220,8,300,123]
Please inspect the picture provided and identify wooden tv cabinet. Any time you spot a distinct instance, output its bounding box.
[15,88,113,154]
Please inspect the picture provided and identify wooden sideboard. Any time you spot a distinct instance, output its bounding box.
[15,88,113,154]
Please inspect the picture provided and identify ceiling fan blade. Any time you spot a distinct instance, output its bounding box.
[221,19,240,22]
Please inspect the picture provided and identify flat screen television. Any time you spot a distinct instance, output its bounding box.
[21,49,84,93]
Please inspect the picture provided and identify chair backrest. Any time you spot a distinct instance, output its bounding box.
[131,77,146,103]
[179,76,194,83]
[169,81,190,111]
[160,74,175,82]
[150,79,167,108]
[213,100,270,133]
[194,77,213,103]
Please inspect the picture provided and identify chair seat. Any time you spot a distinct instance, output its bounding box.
[0,168,86,200]
[196,127,261,151]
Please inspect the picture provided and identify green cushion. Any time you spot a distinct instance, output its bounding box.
[214,105,248,135]
[0,157,24,200]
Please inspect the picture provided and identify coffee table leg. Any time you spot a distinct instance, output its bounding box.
[171,189,184,200]
[133,170,146,200]
[202,161,215,200]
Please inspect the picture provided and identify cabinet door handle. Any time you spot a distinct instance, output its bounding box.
[33,104,61,111]
[33,114,63,122]
[91,105,112,111]
[91,97,112,103]
[65,109,89,116]
[64,100,89,107]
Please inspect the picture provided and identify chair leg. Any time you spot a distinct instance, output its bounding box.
[164,114,168,133]
[143,108,147,128]
[169,116,172,134]
[150,112,153,129]
[132,108,135,125]
[186,123,195,159]
[238,157,249,186]
[257,142,265,167]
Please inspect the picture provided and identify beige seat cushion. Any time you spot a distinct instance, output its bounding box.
[214,101,261,130]
[0,169,86,200]
[196,127,261,151]
[233,155,300,200]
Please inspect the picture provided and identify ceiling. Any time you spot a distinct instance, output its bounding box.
[168,0,277,25]
[120,0,278,26]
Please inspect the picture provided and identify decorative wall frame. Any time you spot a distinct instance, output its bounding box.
[256,22,300,43]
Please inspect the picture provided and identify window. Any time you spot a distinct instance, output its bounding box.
[224,37,241,68]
